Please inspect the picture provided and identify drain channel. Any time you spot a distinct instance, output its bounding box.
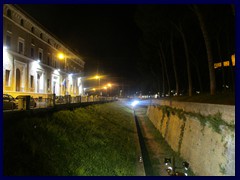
[133,110,154,176]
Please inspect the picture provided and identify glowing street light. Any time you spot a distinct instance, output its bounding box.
[107,83,112,96]
[58,53,65,60]
[58,53,67,71]
[95,75,100,80]
[95,75,101,96]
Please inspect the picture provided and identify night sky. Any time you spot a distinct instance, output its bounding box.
[17,4,235,95]
[18,4,142,84]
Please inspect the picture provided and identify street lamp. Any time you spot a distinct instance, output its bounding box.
[107,83,112,96]
[95,75,101,96]
[58,53,66,71]
[58,53,67,96]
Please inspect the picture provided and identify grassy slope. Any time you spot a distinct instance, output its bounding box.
[4,102,137,176]
[160,92,235,105]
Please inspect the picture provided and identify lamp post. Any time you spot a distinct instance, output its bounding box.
[58,53,66,71]
[95,75,101,96]
[103,86,107,96]
[58,53,67,95]
[107,83,112,97]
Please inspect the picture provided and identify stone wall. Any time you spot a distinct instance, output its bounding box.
[147,101,235,176]
[150,99,235,124]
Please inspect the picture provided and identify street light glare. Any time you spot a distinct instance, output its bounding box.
[95,75,100,79]
[131,100,139,107]
[58,53,65,60]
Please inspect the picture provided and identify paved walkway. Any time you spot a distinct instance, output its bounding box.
[119,99,192,176]
[134,106,170,176]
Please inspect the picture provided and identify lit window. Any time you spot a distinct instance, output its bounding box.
[5,70,10,86]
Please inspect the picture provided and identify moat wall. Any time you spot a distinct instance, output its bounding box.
[147,100,235,176]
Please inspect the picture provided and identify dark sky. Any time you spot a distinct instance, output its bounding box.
[17,4,235,95]
[18,4,141,83]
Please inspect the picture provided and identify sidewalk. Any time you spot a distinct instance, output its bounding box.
[134,106,169,176]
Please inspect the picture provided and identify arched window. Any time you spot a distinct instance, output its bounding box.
[7,9,12,18]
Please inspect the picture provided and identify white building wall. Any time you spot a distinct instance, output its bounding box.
[3,4,85,99]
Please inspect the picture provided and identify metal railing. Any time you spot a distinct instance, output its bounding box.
[3,95,117,111]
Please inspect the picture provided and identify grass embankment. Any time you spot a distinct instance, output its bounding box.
[4,102,137,176]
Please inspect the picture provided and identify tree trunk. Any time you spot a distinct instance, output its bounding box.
[170,32,179,96]
[231,4,235,16]
[179,26,192,96]
[226,34,235,92]
[158,49,165,96]
[193,5,216,95]
[217,38,226,92]
[191,53,203,93]
[159,43,171,96]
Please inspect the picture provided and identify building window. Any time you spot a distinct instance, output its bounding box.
[31,47,34,58]
[38,48,43,61]
[7,24,12,33]
[53,60,56,68]
[40,33,43,39]
[18,42,23,54]
[20,19,24,26]
[5,70,10,86]
[6,35,11,47]
[30,75,34,88]
[47,54,50,65]
[47,79,50,91]
[7,9,12,18]
[31,27,34,33]
[18,38,25,54]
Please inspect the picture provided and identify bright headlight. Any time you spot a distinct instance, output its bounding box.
[131,100,139,107]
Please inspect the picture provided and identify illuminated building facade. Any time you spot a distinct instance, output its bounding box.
[3,4,85,99]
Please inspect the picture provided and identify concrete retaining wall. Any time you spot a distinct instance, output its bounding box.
[150,99,235,125]
[147,100,235,176]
